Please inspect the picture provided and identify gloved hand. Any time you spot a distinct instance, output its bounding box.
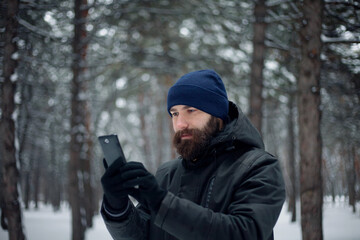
[120,161,167,214]
[101,157,130,213]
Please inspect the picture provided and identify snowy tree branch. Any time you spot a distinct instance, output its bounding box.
[325,0,360,10]
[322,35,360,44]
[17,17,62,41]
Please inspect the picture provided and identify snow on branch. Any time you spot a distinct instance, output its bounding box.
[325,0,360,10]
[17,17,61,41]
[322,34,360,44]
[266,9,302,23]
[266,0,295,8]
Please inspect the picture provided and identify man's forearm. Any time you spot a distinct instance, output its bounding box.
[101,202,149,240]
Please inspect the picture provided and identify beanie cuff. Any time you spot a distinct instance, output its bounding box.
[167,84,229,121]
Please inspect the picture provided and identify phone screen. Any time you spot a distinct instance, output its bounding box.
[98,134,126,167]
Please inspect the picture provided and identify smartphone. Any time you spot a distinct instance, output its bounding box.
[98,134,126,167]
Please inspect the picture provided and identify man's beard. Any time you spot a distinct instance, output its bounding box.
[173,116,222,161]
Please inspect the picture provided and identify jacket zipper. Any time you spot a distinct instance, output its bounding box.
[205,176,216,208]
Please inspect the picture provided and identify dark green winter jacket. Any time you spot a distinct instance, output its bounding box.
[102,101,286,240]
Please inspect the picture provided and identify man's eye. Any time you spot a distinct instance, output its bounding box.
[188,109,196,113]
[171,112,179,117]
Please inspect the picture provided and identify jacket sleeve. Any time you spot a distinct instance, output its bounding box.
[153,156,286,240]
[101,202,150,240]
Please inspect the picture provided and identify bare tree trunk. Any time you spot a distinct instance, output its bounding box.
[18,84,32,209]
[156,96,165,168]
[17,37,33,205]
[156,74,173,168]
[138,92,153,171]
[287,94,297,222]
[68,0,92,239]
[249,0,267,134]
[49,124,61,211]
[298,1,324,239]
[23,170,31,209]
[354,146,360,203]
[23,143,35,210]
[345,144,357,213]
[33,152,41,209]
[0,0,25,239]
[351,73,360,103]
[83,107,94,228]
[164,75,176,160]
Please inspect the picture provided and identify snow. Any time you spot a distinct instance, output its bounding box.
[11,52,19,60]
[0,204,112,240]
[1,200,359,240]
[274,200,360,240]
[10,73,18,82]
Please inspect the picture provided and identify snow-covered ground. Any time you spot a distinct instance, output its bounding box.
[274,198,360,240]
[1,199,359,240]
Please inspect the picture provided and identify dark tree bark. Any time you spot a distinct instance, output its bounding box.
[351,73,360,103]
[49,124,61,211]
[138,92,154,172]
[68,0,93,239]
[18,84,32,209]
[156,85,166,169]
[82,106,94,228]
[164,75,177,160]
[287,94,297,222]
[33,153,41,209]
[23,170,31,209]
[156,74,173,169]
[249,0,267,134]
[23,144,35,210]
[345,144,357,213]
[354,147,360,205]
[0,0,26,239]
[298,0,324,239]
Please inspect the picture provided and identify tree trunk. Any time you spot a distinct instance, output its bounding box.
[345,144,356,213]
[287,94,297,222]
[23,170,30,209]
[68,0,93,239]
[164,75,177,160]
[33,152,41,209]
[18,85,32,208]
[0,0,26,239]
[156,94,165,169]
[249,0,267,134]
[156,74,173,168]
[354,146,360,202]
[23,144,35,210]
[49,124,61,211]
[298,1,324,240]
[83,107,94,228]
[138,92,154,172]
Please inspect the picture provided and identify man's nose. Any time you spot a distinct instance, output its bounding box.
[176,114,188,130]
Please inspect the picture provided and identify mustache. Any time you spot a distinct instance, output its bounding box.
[174,129,194,144]
[177,129,194,136]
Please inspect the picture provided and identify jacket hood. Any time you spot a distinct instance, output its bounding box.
[181,101,264,169]
[210,101,264,151]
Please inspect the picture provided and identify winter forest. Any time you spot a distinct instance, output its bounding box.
[0,0,359,240]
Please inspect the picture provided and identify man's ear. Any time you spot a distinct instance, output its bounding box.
[217,118,224,131]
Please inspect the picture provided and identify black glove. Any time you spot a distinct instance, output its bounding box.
[120,161,167,214]
[101,157,130,213]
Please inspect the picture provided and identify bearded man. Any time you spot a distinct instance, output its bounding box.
[101,70,286,240]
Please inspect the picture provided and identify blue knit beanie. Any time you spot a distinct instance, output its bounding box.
[167,70,229,121]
